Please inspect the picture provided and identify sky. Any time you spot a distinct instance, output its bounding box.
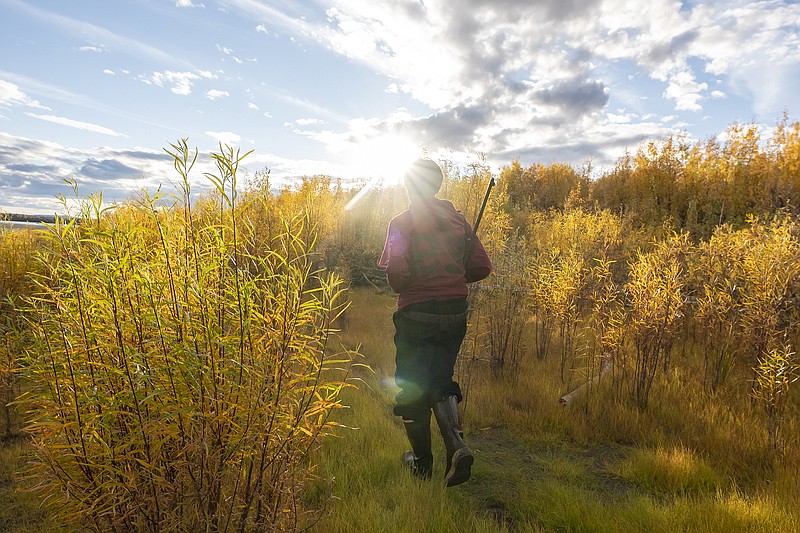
[1,0,800,215]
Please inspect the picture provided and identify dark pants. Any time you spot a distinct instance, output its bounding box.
[392,298,468,421]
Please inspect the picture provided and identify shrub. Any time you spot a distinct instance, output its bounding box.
[752,345,800,454]
[17,142,354,531]
[625,233,690,409]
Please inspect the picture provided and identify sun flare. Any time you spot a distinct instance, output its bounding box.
[343,134,424,211]
[349,134,422,186]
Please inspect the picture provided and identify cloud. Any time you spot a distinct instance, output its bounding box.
[103,69,115,75]
[217,44,244,64]
[205,131,242,146]
[532,77,609,118]
[294,3,794,167]
[270,92,348,123]
[78,45,103,53]
[140,70,216,95]
[0,132,212,214]
[206,89,230,100]
[663,70,708,111]
[79,159,140,179]
[26,112,125,136]
[0,80,50,109]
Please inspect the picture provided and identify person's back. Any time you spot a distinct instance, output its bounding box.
[380,196,490,309]
[379,158,492,486]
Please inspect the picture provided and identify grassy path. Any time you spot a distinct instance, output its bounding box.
[307,288,798,532]
[1,287,797,531]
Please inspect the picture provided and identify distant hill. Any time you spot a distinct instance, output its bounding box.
[1,213,62,230]
[2,213,58,224]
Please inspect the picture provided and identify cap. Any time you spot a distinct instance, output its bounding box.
[404,158,443,197]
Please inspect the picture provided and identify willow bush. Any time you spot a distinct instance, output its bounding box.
[737,217,800,369]
[694,225,747,391]
[474,233,529,376]
[17,141,354,532]
[625,233,690,409]
[752,344,800,454]
[581,253,625,400]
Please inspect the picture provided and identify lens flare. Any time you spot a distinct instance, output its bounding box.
[344,134,422,211]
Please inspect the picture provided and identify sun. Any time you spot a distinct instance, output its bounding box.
[348,134,423,186]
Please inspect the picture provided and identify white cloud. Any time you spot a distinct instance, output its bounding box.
[205,131,241,145]
[102,69,115,75]
[0,80,49,109]
[607,112,633,124]
[0,132,219,215]
[263,111,273,118]
[217,44,244,64]
[206,89,230,100]
[26,112,125,136]
[663,70,708,112]
[296,118,323,126]
[141,70,216,95]
[248,102,259,110]
[78,45,103,53]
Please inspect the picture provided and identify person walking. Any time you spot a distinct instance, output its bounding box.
[378,158,492,486]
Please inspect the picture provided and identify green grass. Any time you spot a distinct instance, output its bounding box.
[305,287,800,533]
[2,286,799,532]
[0,437,67,532]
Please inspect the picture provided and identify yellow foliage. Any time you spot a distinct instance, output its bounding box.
[16,142,356,531]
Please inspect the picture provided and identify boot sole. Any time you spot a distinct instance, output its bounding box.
[445,448,473,487]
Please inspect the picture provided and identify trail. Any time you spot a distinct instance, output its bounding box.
[462,428,642,530]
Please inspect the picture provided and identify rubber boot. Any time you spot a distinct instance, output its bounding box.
[433,395,473,487]
[402,415,433,480]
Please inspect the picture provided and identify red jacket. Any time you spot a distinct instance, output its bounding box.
[379,198,492,309]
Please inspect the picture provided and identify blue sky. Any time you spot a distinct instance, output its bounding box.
[1,0,799,214]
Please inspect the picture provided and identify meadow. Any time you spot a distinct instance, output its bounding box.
[2,118,800,531]
[306,288,799,532]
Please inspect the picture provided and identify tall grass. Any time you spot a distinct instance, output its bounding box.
[15,141,354,531]
[309,288,799,532]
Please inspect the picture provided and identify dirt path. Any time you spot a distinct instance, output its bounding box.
[460,428,646,531]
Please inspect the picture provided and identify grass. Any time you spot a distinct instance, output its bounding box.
[0,436,67,532]
[304,287,800,532]
[2,286,799,531]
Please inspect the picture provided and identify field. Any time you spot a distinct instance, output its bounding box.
[5,286,797,532]
[2,122,800,531]
[304,288,799,532]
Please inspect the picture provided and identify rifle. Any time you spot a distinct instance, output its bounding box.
[463,176,495,299]
[464,176,495,261]
[471,176,495,237]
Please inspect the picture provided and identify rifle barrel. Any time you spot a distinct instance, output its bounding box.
[472,177,495,236]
